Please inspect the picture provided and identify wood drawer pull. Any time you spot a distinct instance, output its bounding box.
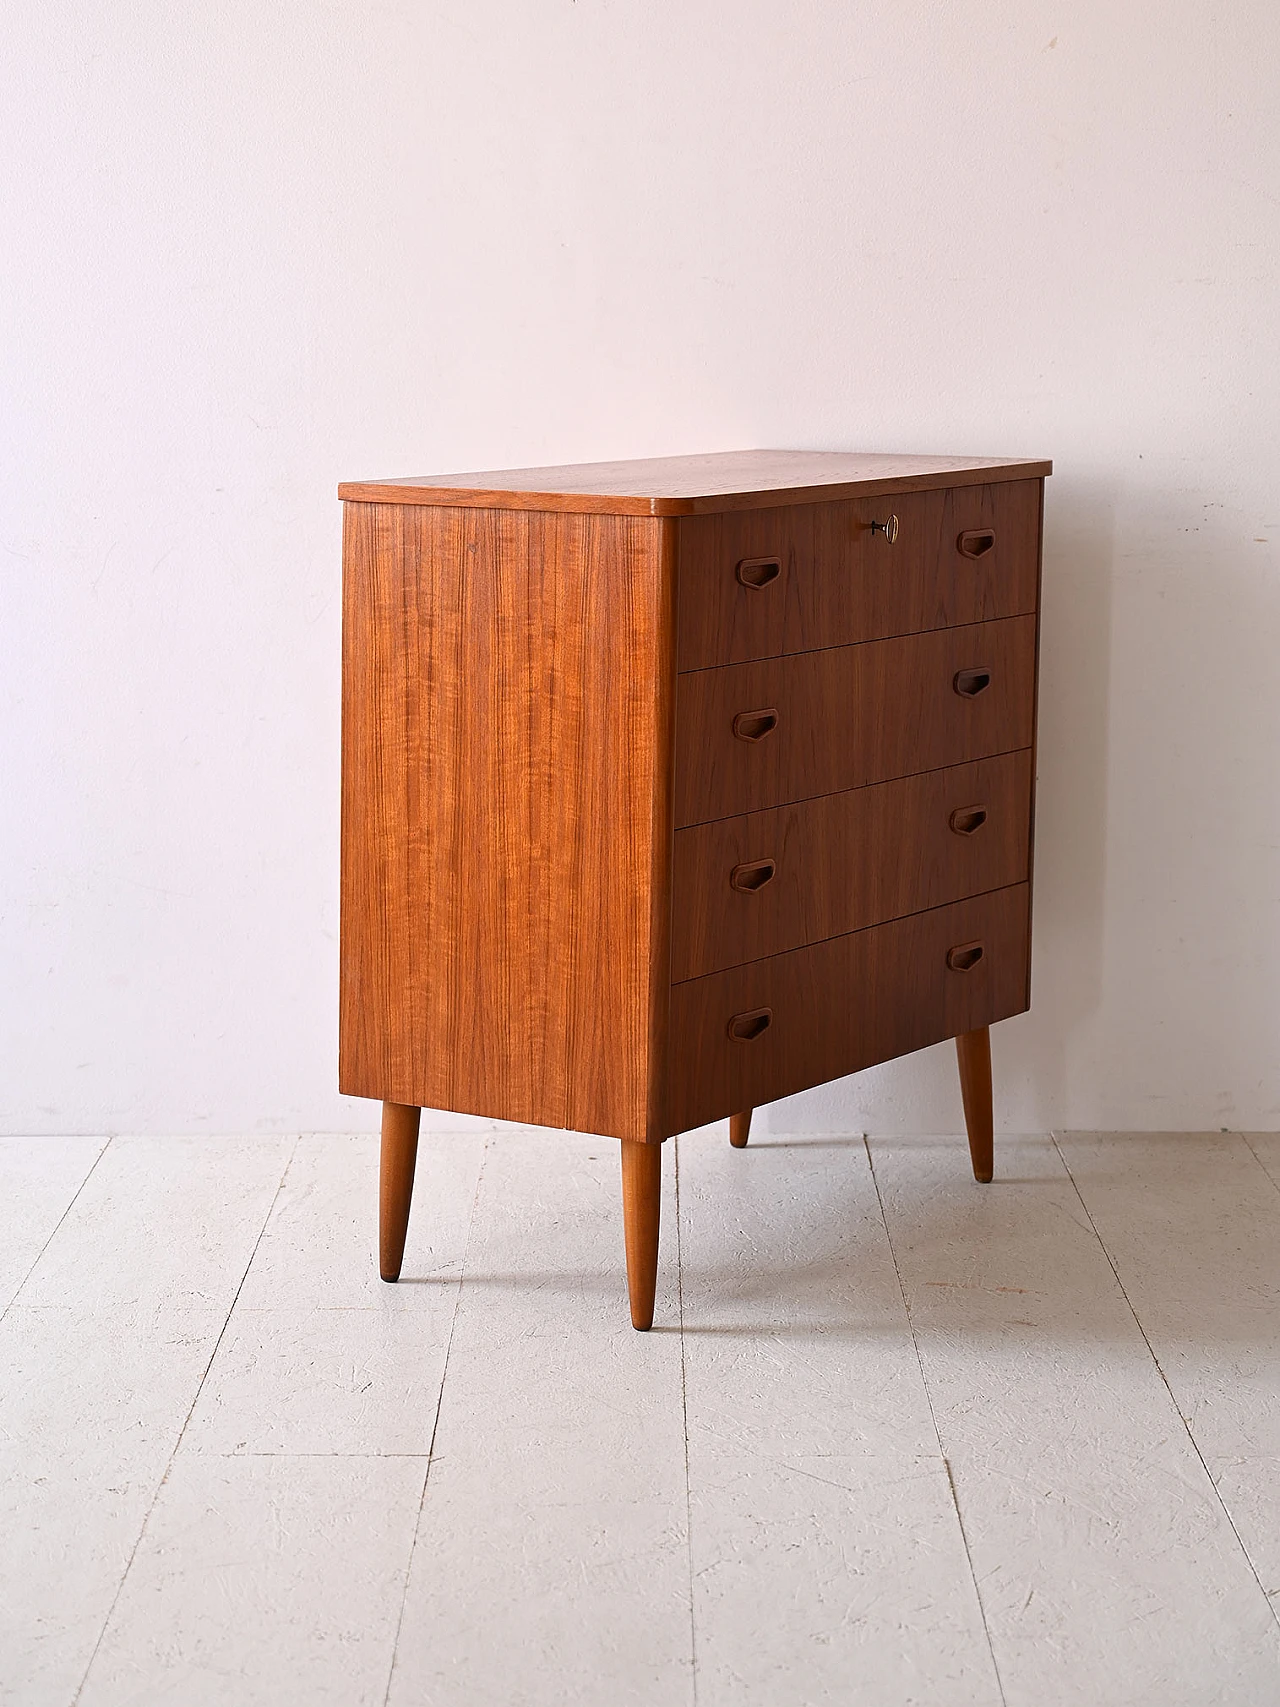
[727,1006,773,1043]
[953,667,992,698]
[736,556,782,590]
[958,528,996,558]
[729,857,777,893]
[946,941,985,973]
[949,804,988,836]
[869,513,899,544]
[732,707,779,742]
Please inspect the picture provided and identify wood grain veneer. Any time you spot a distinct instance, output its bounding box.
[338,449,1049,1328]
[671,750,1033,981]
[339,449,1052,516]
[339,500,675,1142]
[675,615,1036,827]
[666,884,1030,1135]
[677,478,1041,670]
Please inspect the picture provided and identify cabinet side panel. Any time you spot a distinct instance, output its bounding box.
[341,504,384,1096]
[339,503,667,1140]
[556,511,670,1140]
[340,501,464,1110]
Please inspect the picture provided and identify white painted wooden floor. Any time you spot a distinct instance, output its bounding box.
[3,1128,1279,1706]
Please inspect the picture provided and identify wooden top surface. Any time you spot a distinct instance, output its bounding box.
[338,449,1052,516]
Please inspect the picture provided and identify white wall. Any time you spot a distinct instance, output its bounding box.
[3,1,1278,1137]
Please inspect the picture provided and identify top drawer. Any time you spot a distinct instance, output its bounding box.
[677,478,1041,671]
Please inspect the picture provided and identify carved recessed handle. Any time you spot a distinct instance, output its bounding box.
[727,1006,773,1043]
[949,804,988,837]
[958,528,996,559]
[869,514,899,544]
[736,556,782,590]
[732,707,779,742]
[730,857,777,893]
[953,667,992,699]
[946,941,985,973]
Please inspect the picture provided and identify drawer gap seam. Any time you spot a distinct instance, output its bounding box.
[668,877,1032,987]
[675,606,1040,676]
[674,744,1034,832]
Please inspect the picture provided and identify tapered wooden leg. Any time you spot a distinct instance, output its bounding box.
[955,1027,994,1183]
[729,1109,752,1149]
[380,1101,421,1281]
[620,1139,662,1331]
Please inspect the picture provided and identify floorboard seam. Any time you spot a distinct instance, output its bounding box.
[67,1133,301,1706]
[381,1131,490,1707]
[674,1136,699,1707]
[1050,1131,1280,1633]
[863,1135,1009,1707]
[213,1450,435,1458]
[1240,1133,1280,1201]
[0,1135,111,1325]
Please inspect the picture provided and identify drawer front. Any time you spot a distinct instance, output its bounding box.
[665,884,1030,1135]
[677,479,1041,671]
[675,615,1036,827]
[671,750,1032,982]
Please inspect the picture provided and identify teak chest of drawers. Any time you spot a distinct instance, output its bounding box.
[339,449,1050,1329]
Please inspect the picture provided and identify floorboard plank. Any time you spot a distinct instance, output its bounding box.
[185,1133,486,1455]
[387,1128,692,1707]
[870,1134,1280,1706]
[1243,1133,1280,1197]
[234,1132,482,1310]
[0,1137,291,1707]
[6,1129,1280,1704]
[0,1136,108,1314]
[77,1456,424,1707]
[679,1128,1001,1707]
[1057,1132,1280,1620]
